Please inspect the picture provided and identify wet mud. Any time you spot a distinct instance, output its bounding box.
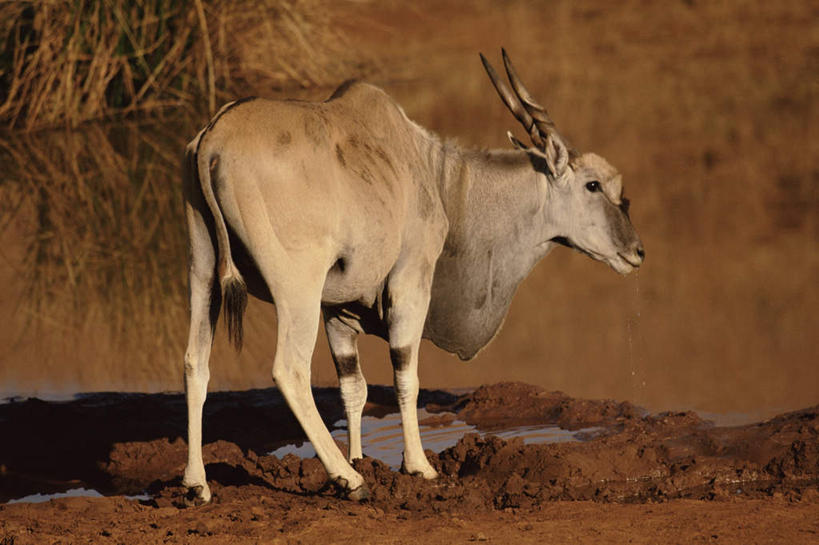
[1,382,817,543]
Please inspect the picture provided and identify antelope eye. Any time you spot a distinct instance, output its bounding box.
[585,181,601,192]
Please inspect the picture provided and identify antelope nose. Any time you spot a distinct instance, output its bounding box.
[636,245,646,261]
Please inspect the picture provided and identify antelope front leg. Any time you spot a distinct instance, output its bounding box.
[390,344,437,478]
[386,265,438,479]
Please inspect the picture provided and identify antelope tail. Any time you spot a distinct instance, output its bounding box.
[194,146,247,351]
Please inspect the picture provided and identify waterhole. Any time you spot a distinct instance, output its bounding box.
[269,408,601,467]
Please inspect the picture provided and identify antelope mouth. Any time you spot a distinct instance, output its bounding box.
[551,237,640,274]
[617,252,642,268]
[609,252,642,275]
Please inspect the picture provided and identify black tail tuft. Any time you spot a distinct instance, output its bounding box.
[223,276,248,351]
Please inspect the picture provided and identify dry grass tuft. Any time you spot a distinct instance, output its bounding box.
[0,0,359,130]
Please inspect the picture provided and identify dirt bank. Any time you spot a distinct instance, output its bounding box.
[1,383,817,543]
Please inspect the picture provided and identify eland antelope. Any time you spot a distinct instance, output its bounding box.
[181,50,644,502]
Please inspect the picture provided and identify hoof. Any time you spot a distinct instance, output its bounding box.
[347,483,371,502]
[184,484,211,506]
[421,468,439,480]
[412,468,439,480]
[402,461,438,480]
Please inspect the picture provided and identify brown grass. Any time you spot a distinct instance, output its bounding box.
[0,0,363,130]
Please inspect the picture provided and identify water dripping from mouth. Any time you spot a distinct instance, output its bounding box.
[628,271,646,402]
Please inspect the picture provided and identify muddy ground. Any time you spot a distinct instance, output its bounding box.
[1,1,817,543]
[0,382,817,544]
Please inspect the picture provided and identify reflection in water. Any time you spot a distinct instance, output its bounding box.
[269,409,600,468]
[0,118,199,375]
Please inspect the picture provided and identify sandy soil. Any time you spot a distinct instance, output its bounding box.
[1,383,817,544]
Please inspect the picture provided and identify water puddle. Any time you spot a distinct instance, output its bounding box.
[1,392,85,405]
[269,408,601,468]
[6,488,151,505]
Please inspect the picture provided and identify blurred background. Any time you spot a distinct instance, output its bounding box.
[0,0,816,417]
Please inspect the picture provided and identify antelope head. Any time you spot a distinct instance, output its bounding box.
[481,49,645,274]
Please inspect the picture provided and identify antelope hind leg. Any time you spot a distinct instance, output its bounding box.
[324,312,368,462]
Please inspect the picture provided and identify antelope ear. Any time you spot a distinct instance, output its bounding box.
[554,139,569,177]
[528,143,571,185]
[507,130,529,151]
[544,134,569,178]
